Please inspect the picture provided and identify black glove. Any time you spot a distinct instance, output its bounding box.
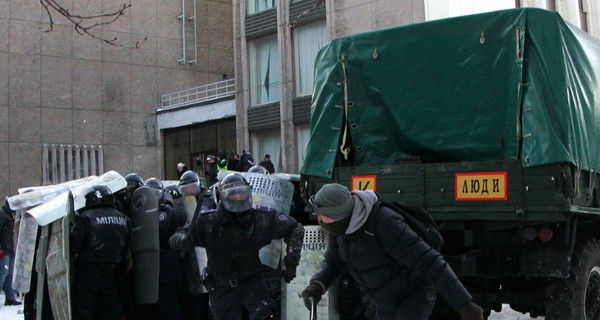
[169,226,190,250]
[282,264,296,283]
[458,301,484,320]
[301,281,325,310]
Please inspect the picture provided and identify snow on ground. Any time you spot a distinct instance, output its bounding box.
[0,295,543,320]
[0,292,24,320]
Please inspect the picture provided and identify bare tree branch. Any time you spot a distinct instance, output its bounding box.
[289,0,325,28]
[40,0,147,48]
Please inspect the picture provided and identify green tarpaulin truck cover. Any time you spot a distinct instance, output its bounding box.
[301,8,600,178]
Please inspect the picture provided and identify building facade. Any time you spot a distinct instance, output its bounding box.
[231,0,600,175]
[0,0,233,195]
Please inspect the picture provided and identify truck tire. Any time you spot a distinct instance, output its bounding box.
[546,237,600,320]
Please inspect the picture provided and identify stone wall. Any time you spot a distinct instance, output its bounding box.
[0,0,233,195]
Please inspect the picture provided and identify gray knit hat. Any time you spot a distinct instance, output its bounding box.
[310,183,355,220]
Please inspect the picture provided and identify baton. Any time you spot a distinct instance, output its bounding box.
[308,296,317,320]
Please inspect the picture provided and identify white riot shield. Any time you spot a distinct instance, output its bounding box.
[243,172,295,269]
[181,195,209,294]
[13,212,39,293]
[8,176,97,211]
[281,226,339,320]
[45,192,73,320]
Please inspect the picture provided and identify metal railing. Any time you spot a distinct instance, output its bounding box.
[160,79,236,109]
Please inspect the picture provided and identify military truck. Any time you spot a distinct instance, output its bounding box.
[300,8,600,320]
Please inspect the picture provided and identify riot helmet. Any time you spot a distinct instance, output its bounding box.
[125,173,144,189]
[218,173,252,213]
[248,165,269,175]
[144,177,164,190]
[165,185,183,199]
[83,185,115,207]
[179,170,202,197]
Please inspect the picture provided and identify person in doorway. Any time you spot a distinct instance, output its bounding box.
[205,155,218,186]
[177,163,188,180]
[228,154,242,172]
[216,153,228,175]
[240,151,255,172]
[302,184,484,320]
[259,154,275,174]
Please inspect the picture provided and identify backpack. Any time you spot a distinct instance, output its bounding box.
[371,200,444,252]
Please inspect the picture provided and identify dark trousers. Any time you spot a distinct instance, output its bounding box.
[375,281,437,320]
[181,293,211,320]
[72,270,122,320]
[209,273,276,320]
[24,269,54,320]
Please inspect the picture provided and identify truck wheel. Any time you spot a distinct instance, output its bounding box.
[546,237,600,320]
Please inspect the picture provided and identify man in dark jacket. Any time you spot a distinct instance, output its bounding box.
[240,151,255,172]
[170,173,305,320]
[302,184,484,320]
[0,199,20,306]
[205,155,218,185]
[71,185,131,320]
[259,154,275,174]
[0,199,16,303]
[145,178,187,320]
[228,154,242,172]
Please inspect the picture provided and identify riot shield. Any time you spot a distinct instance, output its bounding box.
[281,226,337,320]
[45,192,73,320]
[180,195,209,294]
[129,186,160,304]
[13,211,39,293]
[35,224,50,320]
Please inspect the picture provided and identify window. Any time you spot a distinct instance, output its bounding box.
[248,0,276,15]
[250,128,281,172]
[579,0,589,32]
[294,21,327,96]
[249,34,281,105]
[425,0,515,21]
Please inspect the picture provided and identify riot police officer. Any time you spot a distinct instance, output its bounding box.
[71,185,131,320]
[170,173,305,320]
[175,170,212,319]
[115,173,144,216]
[144,178,186,320]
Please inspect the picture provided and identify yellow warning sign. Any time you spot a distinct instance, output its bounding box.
[351,175,377,191]
[455,172,508,201]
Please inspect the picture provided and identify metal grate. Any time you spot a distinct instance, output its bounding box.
[292,95,312,124]
[178,0,198,64]
[247,102,281,131]
[160,79,236,109]
[42,144,104,185]
[245,7,278,39]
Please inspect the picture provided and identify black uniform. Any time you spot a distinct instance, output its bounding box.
[258,160,275,174]
[157,193,186,320]
[70,202,131,320]
[175,204,304,320]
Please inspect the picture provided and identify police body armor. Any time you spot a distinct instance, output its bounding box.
[204,212,264,284]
